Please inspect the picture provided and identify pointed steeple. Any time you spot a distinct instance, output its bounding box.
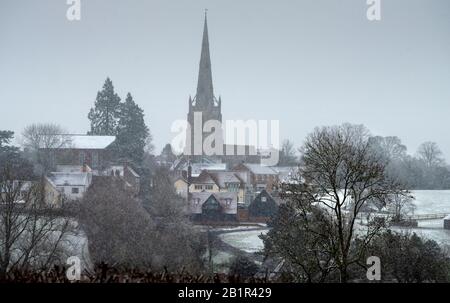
[195,10,215,109]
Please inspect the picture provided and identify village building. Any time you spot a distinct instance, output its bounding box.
[248,190,279,221]
[171,157,226,178]
[271,166,300,184]
[232,163,278,193]
[188,192,238,222]
[40,134,116,171]
[174,176,189,198]
[44,171,93,207]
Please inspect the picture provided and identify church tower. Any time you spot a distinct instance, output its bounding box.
[186,12,223,157]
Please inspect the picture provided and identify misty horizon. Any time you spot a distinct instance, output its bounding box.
[1,0,449,160]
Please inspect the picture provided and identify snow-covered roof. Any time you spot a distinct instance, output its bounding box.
[190,163,226,177]
[192,171,217,184]
[41,135,115,150]
[207,171,243,188]
[188,191,238,215]
[240,163,278,175]
[67,135,115,149]
[47,172,91,187]
[56,165,92,173]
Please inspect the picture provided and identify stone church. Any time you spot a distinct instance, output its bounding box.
[184,13,260,167]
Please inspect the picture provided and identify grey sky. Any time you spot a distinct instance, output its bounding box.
[1,0,449,158]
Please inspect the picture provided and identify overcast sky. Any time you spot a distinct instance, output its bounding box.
[1,0,449,159]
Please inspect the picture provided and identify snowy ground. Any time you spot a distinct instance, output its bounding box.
[397,190,450,246]
[218,229,269,254]
[411,190,450,215]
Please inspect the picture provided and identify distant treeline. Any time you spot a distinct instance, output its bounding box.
[368,136,450,189]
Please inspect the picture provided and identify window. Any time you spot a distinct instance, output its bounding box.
[92,152,99,168]
[79,151,86,165]
[228,183,239,192]
[71,187,79,194]
[261,196,267,202]
[205,185,213,190]
[194,185,203,190]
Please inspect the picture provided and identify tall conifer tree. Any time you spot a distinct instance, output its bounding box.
[115,93,150,164]
[88,78,121,136]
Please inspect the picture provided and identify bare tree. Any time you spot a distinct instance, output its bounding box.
[274,123,407,282]
[387,194,416,223]
[0,165,74,279]
[79,173,205,273]
[261,201,337,282]
[21,123,70,151]
[368,136,407,162]
[21,123,71,173]
[79,177,156,268]
[417,141,444,168]
[278,139,298,166]
[144,166,206,272]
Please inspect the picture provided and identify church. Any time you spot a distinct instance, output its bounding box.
[184,12,261,168]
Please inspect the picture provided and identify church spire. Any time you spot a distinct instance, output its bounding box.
[195,10,215,108]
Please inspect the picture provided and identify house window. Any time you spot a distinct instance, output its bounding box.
[92,152,99,168]
[194,185,202,190]
[261,196,267,202]
[205,185,213,190]
[79,151,86,165]
[71,187,79,194]
[228,183,239,192]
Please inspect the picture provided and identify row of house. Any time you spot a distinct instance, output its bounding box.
[35,134,296,224]
[40,135,140,207]
[172,162,298,223]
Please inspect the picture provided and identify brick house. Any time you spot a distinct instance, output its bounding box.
[40,135,116,171]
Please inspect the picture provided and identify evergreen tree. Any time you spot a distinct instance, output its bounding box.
[115,93,150,165]
[88,78,121,136]
[0,130,15,152]
[0,130,34,180]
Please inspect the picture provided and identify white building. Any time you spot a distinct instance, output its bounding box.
[45,172,92,206]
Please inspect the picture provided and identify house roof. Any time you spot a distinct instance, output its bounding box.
[56,165,92,173]
[207,171,243,188]
[191,170,217,184]
[41,135,115,150]
[190,163,226,177]
[189,192,238,205]
[271,166,300,183]
[237,163,278,175]
[47,172,91,187]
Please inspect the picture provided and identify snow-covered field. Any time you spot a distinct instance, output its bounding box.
[219,229,269,254]
[411,190,450,215]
